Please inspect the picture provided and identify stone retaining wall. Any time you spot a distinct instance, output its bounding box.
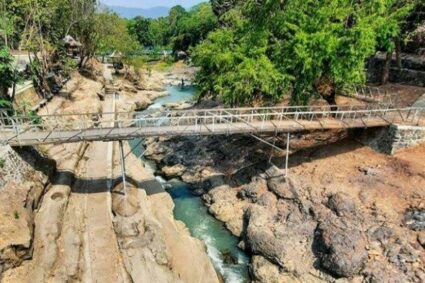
[389,125,425,153]
[357,125,425,155]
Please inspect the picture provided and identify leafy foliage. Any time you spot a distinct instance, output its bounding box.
[96,11,139,56]
[194,0,414,105]
[127,3,218,53]
[128,17,154,47]
[0,46,15,100]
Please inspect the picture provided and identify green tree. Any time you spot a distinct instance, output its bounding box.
[149,17,169,47]
[173,3,217,52]
[168,5,187,36]
[210,0,241,20]
[374,1,414,84]
[96,12,139,57]
[194,0,414,106]
[0,10,15,47]
[128,16,154,47]
[0,47,15,102]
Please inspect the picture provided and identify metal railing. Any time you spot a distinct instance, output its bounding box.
[0,104,424,143]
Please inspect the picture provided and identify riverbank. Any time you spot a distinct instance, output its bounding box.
[0,61,220,283]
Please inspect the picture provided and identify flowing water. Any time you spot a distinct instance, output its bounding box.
[168,179,250,282]
[131,84,250,283]
[149,85,198,109]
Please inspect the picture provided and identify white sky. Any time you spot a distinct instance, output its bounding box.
[101,0,205,8]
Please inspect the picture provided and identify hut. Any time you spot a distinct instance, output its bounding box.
[110,51,124,71]
[63,35,82,57]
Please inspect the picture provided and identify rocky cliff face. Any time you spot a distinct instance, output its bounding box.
[0,146,55,277]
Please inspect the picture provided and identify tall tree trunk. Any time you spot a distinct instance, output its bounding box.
[323,88,338,112]
[11,82,16,101]
[395,38,402,69]
[381,51,392,85]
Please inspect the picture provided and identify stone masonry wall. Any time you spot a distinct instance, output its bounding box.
[357,125,425,154]
[358,125,425,155]
[388,125,425,154]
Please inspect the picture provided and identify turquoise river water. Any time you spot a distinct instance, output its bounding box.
[131,85,250,283]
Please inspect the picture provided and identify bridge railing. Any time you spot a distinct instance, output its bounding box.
[0,105,423,135]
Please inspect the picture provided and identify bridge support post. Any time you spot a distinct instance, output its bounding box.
[118,140,128,196]
[285,133,290,177]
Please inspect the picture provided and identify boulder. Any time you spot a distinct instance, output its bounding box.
[267,176,299,200]
[315,218,368,277]
[244,206,286,267]
[369,225,394,245]
[238,184,263,202]
[326,193,356,217]
[250,256,281,283]
[256,192,277,208]
[161,164,186,178]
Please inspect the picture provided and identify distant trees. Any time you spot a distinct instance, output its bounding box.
[96,12,139,60]
[193,0,415,106]
[128,17,154,47]
[172,3,217,52]
[210,0,240,20]
[127,3,217,53]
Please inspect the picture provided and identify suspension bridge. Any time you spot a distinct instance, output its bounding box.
[0,104,424,147]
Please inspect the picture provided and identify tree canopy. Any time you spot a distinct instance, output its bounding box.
[0,46,14,101]
[127,3,218,53]
[193,0,415,106]
[0,0,140,93]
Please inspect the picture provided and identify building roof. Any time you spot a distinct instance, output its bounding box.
[110,51,123,59]
[63,35,82,47]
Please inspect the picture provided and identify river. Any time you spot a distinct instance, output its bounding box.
[130,85,250,283]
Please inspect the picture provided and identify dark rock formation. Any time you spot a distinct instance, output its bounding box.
[315,218,368,277]
[326,193,356,217]
[404,209,425,231]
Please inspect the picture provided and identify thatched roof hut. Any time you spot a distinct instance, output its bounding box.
[110,51,123,60]
[63,35,82,48]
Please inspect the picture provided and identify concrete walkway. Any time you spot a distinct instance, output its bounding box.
[80,67,126,282]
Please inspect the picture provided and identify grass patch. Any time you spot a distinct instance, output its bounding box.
[14,211,20,220]
[0,158,5,169]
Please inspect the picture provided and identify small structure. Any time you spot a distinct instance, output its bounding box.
[110,51,124,72]
[63,35,82,57]
[176,51,187,60]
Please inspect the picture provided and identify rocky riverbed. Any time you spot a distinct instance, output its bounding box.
[144,128,425,282]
